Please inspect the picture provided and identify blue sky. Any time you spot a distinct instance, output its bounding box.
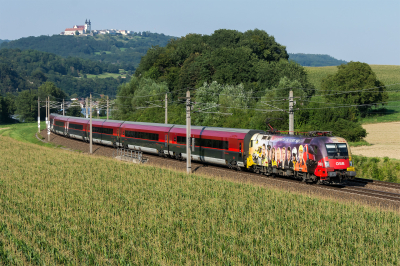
[1,0,399,65]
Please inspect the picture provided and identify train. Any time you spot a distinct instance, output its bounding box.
[49,113,356,183]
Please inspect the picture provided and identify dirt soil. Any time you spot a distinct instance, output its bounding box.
[40,129,400,211]
[351,122,400,159]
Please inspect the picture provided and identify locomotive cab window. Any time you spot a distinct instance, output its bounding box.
[325,143,349,159]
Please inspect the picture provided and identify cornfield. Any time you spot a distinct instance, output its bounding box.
[0,135,400,265]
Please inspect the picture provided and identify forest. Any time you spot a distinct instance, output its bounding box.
[1,33,174,70]
[0,48,127,96]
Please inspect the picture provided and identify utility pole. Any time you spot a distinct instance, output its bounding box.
[86,97,89,119]
[186,90,191,174]
[47,96,50,141]
[106,95,109,120]
[165,93,168,124]
[90,94,93,154]
[63,99,65,116]
[38,97,40,133]
[289,90,294,135]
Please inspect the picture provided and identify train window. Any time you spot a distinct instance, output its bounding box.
[325,143,348,158]
[177,136,186,144]
[103,128,113,135]
[69,123,83,130]
[125,130,159,141]
[198,138,229,150]
[337,143,349,157]
[304,139,312,144]
[93,127,102,133]
[55,121,64,127]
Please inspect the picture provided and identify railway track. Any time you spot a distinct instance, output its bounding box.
[43,130,400,207]
[352,177,400,190]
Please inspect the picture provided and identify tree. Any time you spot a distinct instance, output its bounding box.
[321,62,388,116]
[75,30,80,36]
[66,102,83,117]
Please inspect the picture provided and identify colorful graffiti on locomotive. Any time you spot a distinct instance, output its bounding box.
[247,133,355,181]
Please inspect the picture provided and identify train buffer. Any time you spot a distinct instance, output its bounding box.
[113,148,148,164]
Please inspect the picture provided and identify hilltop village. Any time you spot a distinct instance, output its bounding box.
[60,19,136,36]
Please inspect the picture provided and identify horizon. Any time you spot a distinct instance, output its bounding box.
[0,0,399,65]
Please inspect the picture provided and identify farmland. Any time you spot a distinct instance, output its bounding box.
[305,65,400,123]
[0,135,400,264]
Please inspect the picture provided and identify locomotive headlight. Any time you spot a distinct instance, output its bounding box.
[325,161,330,168]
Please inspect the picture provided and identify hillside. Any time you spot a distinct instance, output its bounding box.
[1,33,175,70]
[0,39,10,45]
[289,53,348,66]
[0,48,127,97]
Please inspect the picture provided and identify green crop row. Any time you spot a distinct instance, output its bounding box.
[0,135,400,265]
[353,155,400,182]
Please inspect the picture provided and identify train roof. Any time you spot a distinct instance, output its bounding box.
[123,121,175,127]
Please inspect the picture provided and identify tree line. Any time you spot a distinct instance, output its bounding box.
[112,29,388,142]
[0,48,127,97]
[1,33,175,70]
[288,53,348,67]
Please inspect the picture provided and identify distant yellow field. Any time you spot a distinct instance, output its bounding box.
[305,65,400,91]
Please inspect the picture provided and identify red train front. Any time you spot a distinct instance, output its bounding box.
[246,133,356,183]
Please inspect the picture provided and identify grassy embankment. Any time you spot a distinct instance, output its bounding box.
[0,122,55,148]
[305,65,400,124]
[0,135,400,264]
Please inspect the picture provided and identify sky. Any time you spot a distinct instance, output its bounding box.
[0,0,399,65]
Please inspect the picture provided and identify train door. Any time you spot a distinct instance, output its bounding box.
[239,141,243,159]
[117,128,120,147]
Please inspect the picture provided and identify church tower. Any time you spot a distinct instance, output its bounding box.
[84,19,91,33]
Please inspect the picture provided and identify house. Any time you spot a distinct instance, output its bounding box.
[62,19,91,35]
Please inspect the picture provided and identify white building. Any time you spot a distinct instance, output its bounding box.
[62,19,91,35]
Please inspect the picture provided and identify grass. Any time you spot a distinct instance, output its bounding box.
[353,155,400,182]
[0,135,400,264]
[305,65,400,124]
[348,140,372,147]
[85,72,125,79]
[0,122,55,148]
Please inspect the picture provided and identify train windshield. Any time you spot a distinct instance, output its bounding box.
[325,143,349,158]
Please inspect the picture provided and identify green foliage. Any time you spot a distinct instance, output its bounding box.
[321,62,388,117]
[14,81,66,122]
[0,93,16,123]
[0,48,126,97]
[0,136,400,264]
[66,104,83,117]
[112,76,169,121]
[1,33,174,70]
[353,155,400,182]
[135,29,300,94]
[289,53,348,67]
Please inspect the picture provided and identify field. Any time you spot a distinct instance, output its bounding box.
[1,131,400,264]
[305,65,400,123]
[351,122,400,159]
